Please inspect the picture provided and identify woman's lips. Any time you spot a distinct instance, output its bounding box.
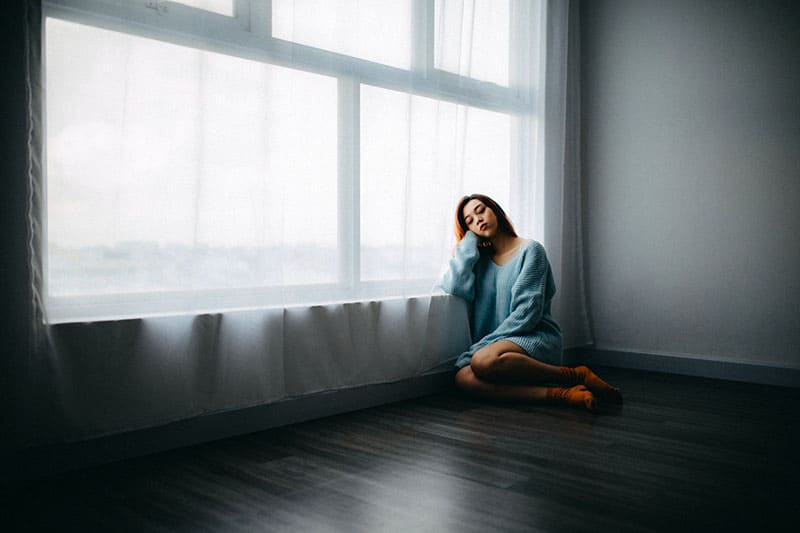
[480,223,487,231]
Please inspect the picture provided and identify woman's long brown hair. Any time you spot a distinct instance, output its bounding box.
[454,194,517,244]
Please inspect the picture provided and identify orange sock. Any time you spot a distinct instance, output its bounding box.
[561,365,623,404]
[547,385,597,411]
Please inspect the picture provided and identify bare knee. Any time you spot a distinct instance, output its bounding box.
[470,348,500,380]
[470,341,530,382]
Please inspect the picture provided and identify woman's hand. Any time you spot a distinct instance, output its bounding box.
[463,230,492,252]
[456,230,491,255]
[468,232,492,250]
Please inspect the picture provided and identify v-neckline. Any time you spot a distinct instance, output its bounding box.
[490,240,527,267]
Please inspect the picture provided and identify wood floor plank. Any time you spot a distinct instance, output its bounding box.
[3,367,798,532]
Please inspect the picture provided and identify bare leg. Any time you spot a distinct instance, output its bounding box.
[455,365,549,402]
[468,340,622,403]
[455,366,596,411]
[469,340,565,384]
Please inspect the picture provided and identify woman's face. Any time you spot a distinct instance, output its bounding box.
[462,199,498,239]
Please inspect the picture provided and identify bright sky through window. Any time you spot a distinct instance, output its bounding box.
[46,17,339,294]
[46,17,337,250]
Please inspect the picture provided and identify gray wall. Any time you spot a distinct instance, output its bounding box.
[581,0,800,367]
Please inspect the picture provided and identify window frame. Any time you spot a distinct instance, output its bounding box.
[42,0,539,322]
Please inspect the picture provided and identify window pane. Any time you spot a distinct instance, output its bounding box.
[46,18,338,297]
[172,0,234,16]
[360,85,511,282]
[435,0,510,86]
[272,0,413,69]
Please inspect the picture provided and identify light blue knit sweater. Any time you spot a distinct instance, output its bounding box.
[439,231,563,369]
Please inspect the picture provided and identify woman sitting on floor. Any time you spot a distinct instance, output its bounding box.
[440,194,623,411]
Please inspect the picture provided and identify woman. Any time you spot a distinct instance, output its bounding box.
[440,194,622,411]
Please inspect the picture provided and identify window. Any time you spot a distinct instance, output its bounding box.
[42,0,541,322]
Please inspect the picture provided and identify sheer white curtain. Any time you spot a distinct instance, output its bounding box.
[21,0,588,448]
[542,0,592,348]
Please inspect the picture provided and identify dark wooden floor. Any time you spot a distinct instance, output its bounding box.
[3,367,798,532]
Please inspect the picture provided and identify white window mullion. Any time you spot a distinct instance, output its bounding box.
[509,0,538,237]
[246,0,270,37]
[46,1,523,113]
[509,0,536,104]
[233,0,250,31]
[338,77,360,289]
[45,0,245,47]
[412,0,434,77]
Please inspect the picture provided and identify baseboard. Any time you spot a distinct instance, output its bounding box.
[563,347,800,388]
[3,371,455,482]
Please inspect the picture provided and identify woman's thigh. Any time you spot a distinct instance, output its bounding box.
[469,340,529,374]
[473,340,528,361]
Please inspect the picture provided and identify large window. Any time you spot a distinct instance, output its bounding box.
[43,0,541,322]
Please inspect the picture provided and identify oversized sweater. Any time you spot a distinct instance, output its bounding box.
[439,231,562,369]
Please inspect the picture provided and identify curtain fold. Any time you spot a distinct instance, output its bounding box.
[26,0,45,343]
[32,296,468,445]
[542,0,592,348]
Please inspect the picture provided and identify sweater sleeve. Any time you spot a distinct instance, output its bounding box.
[476,241,554,344]
[438,231,481,302]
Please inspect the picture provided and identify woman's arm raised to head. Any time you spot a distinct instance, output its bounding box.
[438,231,481,302]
